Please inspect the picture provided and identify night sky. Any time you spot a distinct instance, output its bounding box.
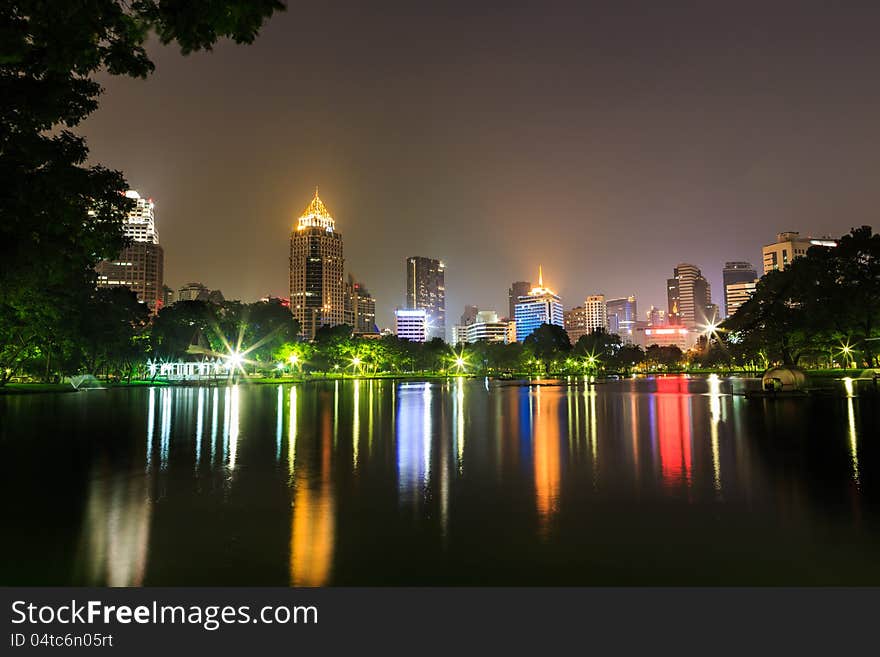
[82,2,880,330]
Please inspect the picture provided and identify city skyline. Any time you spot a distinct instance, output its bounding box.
[80,4,877,327]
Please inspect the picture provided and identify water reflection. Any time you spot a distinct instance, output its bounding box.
[533,386,561,528]
[289,388,335,586]
[655,377,693,488]
[844,378,860,487]
[708,374,722,493]
[397,382,432,501]
[77,470,151,586]
[7,375,875,586]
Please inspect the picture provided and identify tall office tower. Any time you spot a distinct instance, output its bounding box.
[647,305,666,327]
[666,276,680,325]
[514,266,564,342]
[406,256,446,340]
[564,306,589,343]
[761,231,838,275]
[344,274,378,334]
[667,263,712,329]
[460,304,479,326]
[508,281,531,320]
[289,188,345,339]
[161,285,175,309]
[96,190,164,312]
[725,280,758,317]
[606,295,637,335]
[395,308,428,342]
[584,295,608,333]
[721,262,757,317]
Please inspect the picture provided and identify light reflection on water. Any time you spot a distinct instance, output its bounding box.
[1,375,876,586]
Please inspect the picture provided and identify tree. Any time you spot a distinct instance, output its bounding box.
[0,1,284,384]
[79,287,151,380]
[645,345,683,370]
[523,323,571,373]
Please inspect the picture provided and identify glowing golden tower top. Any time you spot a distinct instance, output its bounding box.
[530,265,555,295]
[297,187,336,232]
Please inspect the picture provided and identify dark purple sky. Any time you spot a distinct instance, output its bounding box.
[83,2,880,330]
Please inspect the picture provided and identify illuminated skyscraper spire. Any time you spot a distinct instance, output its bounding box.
[297,187,335,231]
[538,265,543,288]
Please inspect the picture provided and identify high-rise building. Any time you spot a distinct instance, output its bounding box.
[647,305,666,327]
[761,231,838,275]
[564,306,589,343]
[161,285,175,309]
[606,296,637,336]
[460,305,479,326]
[406,256,446,341]
[289,189,345,340]
[344,274,378,334]
[721,262,757,317]
[508,281,531,320]
[725,280,758,317]
[667,263,713,329]
[584,295,608,333]
[96,190,164,312]
[514,266,564,342]
[454,310,508,344]
[395,308,428,342]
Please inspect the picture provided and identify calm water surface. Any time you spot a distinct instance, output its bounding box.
[2,376,878,585]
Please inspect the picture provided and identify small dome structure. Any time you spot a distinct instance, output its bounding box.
[761,367,806,392]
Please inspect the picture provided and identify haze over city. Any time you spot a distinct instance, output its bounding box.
[81,2,880,326]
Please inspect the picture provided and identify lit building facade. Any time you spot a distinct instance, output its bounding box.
[454,310,509,344]
[289,189,345,339]
[564,306,589,343]
[762,231,838,275]
[178,282,208,302]
[722,262,757,317]
[606,295,637,335]
[647,305,666,327]
[667,263,713,329]
[95,190,164,312]
[725,280,758,317]
[514,267,564,342]
[395,308,428,342]
[406,256,446,340]
[508,281,531,320]
[640,326,694,351]
[584,295,608,333]
[344,274,378,334]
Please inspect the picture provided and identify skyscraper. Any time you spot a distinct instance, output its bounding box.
[607,296,637,337]
[289,188,345,339]
[667,263,712,329]
[761,231,838,275]
[406,256,446,340]
[725,280,758,316]
[564,306,589,343]
[95,190,164,312]
[508,281,531,320]
[344,274,378,334]
[584,295,608,333]
[460,304,479,326]
[721,262,757,318]
[514,266,563,342]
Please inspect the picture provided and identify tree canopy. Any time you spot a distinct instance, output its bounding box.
[0,1,284,383]
[724,226,880,368]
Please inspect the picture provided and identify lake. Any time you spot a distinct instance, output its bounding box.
[1,375,877,585]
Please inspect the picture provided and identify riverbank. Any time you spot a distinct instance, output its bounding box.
[3,368,876,394]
